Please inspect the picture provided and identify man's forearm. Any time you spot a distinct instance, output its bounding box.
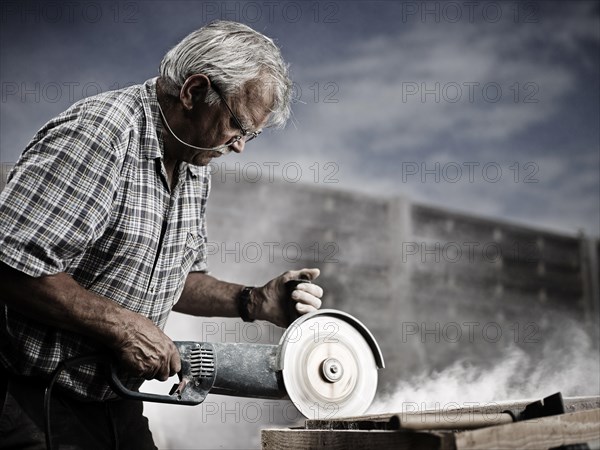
[0,262,136,348]
[0,262,181,379]
[176,269,324,327]
[173,272,244,317]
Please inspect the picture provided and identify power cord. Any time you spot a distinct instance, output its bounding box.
[44,354,116,450]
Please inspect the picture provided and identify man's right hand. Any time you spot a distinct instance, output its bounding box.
[113,311,181,381]
[0,263,181,383]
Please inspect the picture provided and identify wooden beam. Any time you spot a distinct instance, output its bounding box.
[264,409,600,449]
[261,429,454,450]
[305,411,514,431]
[455,408,600,450]
[305,413,400,431]
[305,396,600,431]
[390,412,514,430]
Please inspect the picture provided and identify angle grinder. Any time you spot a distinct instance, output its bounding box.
[109,309,385,419]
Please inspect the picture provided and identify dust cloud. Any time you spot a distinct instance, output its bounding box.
[370,321,599,413]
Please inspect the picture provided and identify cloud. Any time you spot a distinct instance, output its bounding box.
[1,1,598,237]
[249,4,599,235]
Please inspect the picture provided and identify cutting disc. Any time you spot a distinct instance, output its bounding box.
[281,314,378,419]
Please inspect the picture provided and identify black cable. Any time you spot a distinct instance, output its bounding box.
[44,353,110,450]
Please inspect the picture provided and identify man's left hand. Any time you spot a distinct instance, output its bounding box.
[252,268,323,327]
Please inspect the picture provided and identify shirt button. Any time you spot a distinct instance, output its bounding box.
[149,286,155,294]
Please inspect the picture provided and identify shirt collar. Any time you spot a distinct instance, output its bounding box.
[140,77,164,161]
[141,77,203,178]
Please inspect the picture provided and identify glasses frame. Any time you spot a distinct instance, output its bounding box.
[210,82,261,145]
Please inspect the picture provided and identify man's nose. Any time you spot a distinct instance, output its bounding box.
[230,138,245,154]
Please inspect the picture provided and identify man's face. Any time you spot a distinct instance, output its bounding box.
[180,82,272,167]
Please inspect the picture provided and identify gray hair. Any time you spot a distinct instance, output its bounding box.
[159,21,292,129]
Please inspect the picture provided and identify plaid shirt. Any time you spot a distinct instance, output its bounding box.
[0,78,211,400]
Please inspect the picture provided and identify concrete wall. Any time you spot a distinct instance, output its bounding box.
[1,161,598,383]
[0,163,12,189]
[203,174,599,390]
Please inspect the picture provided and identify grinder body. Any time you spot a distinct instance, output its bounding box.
[109,309,384,418]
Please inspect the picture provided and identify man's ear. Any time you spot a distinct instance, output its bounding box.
[180,74,211,110]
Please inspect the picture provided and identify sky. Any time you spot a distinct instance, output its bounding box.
[1,0,599,238]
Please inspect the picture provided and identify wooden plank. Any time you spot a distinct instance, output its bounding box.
[304,411,513,431]
[391,412,514,430]
[455,409,600,450]
[261,429,454,450]
[305,396,600,431]
[307,411,515,432]
[441,396,600,416]
[306,413,401,431]
[268,401,600,449]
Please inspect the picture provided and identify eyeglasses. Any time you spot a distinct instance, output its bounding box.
[210,82,262,146]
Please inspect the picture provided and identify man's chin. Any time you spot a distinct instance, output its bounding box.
[191,157,211,166]
[187,152,221,166]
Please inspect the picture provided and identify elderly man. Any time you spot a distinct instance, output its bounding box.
[0,21,322,449]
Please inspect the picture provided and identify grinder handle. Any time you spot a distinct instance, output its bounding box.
[107,341,215,405]
[285,278,312,326]
[108,364,198,405]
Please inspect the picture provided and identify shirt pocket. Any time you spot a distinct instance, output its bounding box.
[180,231,205,275]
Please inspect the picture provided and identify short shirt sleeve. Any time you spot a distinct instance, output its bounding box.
[0,115,122,277]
